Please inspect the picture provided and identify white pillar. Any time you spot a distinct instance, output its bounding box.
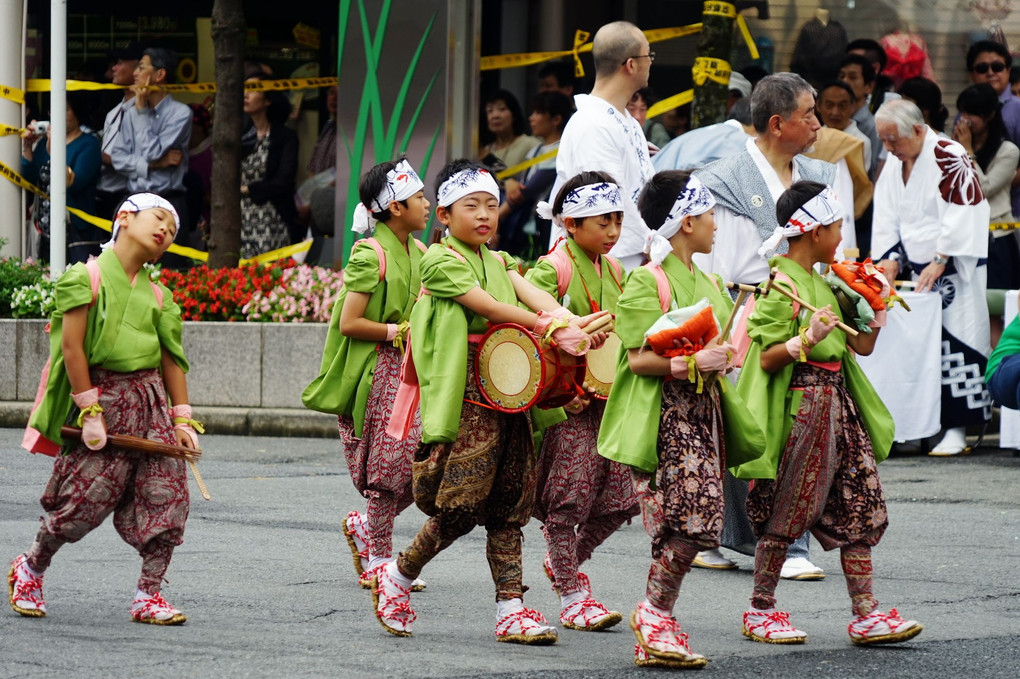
[49,0,66,271]
[0,1,24,257]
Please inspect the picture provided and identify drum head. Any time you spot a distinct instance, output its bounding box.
[476,325,542,413]
[585,331,621,399]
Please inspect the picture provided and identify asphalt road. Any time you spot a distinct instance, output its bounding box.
[1,429,1018,678]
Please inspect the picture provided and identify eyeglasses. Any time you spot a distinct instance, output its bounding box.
[973,61,1007,74]
[623,52,655,66]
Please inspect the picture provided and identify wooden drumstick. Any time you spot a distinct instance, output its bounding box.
[767,267,859,337]
[581,314,615,335]
[187,460,212,501]
[718,290,750,342]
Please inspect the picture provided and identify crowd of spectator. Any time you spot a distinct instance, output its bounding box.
[21,43,338,266]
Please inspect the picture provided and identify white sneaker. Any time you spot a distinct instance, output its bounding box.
[8,554,46,617]
[692,548,738,570]
[342,510,370,575]
[630,602,708,668]
[780,556,825,580]
[930,427,969,456]
[742,608,807,644]
[131,591,186,625]
[849,608,923,645]
[371,563,416,637]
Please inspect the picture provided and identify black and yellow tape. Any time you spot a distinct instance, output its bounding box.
[0,160,308,265]
[991,222,1020,231]
[21,76,338,95]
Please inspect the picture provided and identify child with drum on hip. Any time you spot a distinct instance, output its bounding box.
[525,171,639,633]
[302,158,430,591]
[377,159,609,645]
[597,171,765,668]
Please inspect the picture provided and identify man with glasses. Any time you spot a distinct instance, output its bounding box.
[967,40,1020,218]
[550,20,655,269]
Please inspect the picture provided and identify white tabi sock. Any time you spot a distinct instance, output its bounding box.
[368,554,391,571]
[496,597,524,620]
[385,561,414,589]
[560,590,587,611]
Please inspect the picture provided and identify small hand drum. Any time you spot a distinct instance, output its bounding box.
[584,331,621,400]
[475,323,586,413]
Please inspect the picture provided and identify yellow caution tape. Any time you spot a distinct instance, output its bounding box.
[0,159,302,264]
[692,57,732,86]
[647,89,695,119]
[239,239,313,265]
[643,24,704,44]
[703,1,737,18]
[990,222,1020,231]
[495,148,559,181]
[735,14,760,60]
[1,123,26,137]
[24,76,338,95]
[481,24,703,75]
[482,29,592,77]
[0,83,25,104]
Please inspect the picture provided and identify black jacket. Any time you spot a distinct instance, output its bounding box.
[241,120,299,239]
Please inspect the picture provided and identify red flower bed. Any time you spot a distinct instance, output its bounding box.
[158,261,296,322]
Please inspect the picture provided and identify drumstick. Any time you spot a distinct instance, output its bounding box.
[582,314,615,335]
[718,290,749,342]
[894,279,918,289]
[768,267,859,337]
[187,460,212,501]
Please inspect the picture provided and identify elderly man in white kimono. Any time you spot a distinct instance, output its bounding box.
[687,73,855,579]
[873,98,992,456]
[551,20,655,269]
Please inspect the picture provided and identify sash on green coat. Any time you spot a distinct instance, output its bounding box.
[302,224,423,437]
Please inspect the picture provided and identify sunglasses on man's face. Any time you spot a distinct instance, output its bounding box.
[973,61,1007,74]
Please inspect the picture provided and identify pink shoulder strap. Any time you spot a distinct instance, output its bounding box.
[730,270,799,368]
[642,262,672,313]
[537,247,573,299]
[412,238,427,254]
[604,255,623,286]
[84,258,163,307]
[353,237,387,282]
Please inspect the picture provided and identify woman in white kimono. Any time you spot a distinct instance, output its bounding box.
[873,99,992,456]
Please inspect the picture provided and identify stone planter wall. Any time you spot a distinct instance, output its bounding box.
[2,318,329,410]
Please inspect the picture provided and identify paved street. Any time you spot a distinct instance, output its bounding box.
[1,428,1018,678]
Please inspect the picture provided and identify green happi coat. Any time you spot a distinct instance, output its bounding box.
[27,249,188,450]
[597,254,765,473]
[412,236,520,443]
[731,256,894,480]
[302,224,424,437]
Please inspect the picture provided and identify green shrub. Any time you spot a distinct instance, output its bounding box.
[0,245,50,317]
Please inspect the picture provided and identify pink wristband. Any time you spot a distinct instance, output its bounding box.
[785,335,804,360]
[669,355,690,380]
[385,323,399,342]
